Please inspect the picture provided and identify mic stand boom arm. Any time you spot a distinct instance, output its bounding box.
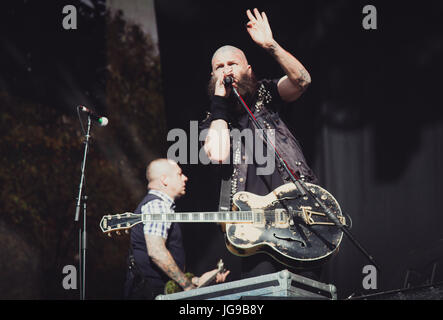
[229,85,381,272]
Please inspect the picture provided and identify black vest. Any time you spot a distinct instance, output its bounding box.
[200,79,318,203]
[129,192,185,287]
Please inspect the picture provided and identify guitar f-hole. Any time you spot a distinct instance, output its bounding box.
[273,233,306,247]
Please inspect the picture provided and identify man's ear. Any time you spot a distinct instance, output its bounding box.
[160,175,168,186]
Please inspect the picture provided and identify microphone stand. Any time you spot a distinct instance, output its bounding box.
[74,115,92,300]
[229,83,381,272]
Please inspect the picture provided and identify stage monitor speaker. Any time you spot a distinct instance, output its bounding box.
[351,282,443,300]
[156,269,337,300]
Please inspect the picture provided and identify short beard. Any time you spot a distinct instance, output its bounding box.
[207,72,258,105]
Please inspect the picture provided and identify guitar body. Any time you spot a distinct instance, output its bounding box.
[224,183,344,268]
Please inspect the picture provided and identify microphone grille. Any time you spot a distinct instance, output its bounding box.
[98,117,109,127]
[223,76,233,86]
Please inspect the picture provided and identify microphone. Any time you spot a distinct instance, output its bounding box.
[223,76,233,87]
[78,105,109,127]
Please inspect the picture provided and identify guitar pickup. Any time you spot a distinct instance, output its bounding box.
[271,209,291,228]
[252,210,266,226]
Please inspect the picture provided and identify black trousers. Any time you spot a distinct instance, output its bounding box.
[124,269,164,300]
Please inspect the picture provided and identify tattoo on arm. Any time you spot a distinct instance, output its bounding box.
[266,42,279,55]
[266,42,311,92]
[295,66,311,91]
[146,235,192,289]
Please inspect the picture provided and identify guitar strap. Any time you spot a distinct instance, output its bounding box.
[218,165,232,212]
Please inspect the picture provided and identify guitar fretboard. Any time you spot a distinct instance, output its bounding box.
[142,211,257,223]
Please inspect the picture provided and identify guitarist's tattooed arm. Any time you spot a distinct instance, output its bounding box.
[145,234,195,291]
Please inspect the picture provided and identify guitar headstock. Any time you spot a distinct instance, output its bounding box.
[100,212,141,236]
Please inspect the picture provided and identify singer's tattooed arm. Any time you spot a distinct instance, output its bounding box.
[266,41,311,100]
[145,234,194,290]
[246,8,311,102]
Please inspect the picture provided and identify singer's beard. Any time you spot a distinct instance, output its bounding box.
[207,72,258,109]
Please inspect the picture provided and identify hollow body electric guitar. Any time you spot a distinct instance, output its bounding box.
[100,183,345,267]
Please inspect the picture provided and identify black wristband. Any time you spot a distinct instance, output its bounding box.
[210,95,231,122]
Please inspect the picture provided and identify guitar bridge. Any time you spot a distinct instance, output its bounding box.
[300,206,345,226]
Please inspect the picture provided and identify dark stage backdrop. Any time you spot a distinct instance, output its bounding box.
[154,0,443,298]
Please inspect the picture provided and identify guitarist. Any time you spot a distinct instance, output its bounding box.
[201,9,323,280]
[124,159,229,299]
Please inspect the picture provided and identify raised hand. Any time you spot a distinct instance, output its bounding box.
[246,8,275,49]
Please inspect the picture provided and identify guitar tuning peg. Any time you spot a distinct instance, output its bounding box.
[124,229,129,234]
[116,231,121,236]
[107,233,112,238]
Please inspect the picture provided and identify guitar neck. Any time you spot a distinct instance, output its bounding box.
[142,211,256,223]
[140,208,310,224]
[197,269,220,289]
[100,208,320,235]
